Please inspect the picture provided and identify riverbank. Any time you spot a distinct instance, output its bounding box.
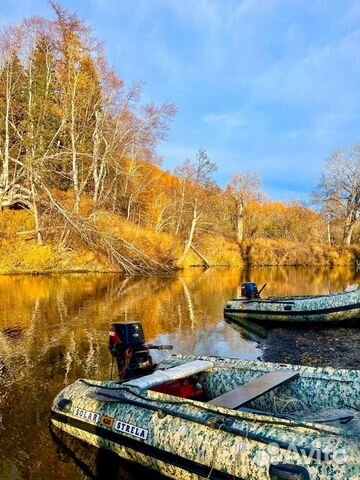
[0,210,359,274]
[262,323,360,369]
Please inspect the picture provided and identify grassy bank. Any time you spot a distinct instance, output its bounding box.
[0,210,180,274]
[0,210,359,273]
[239,239,360,267]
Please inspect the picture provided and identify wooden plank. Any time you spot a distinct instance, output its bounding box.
[207,371,299,409]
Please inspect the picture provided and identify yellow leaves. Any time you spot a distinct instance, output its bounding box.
[0,204,358,273]
[240,238,359,267]
[0,243,55,272]
[21,245,56,270]
[194,235,243,267]
[50,188,95,216]
[245,201,326,243]
[0,209,34,238]
[95,211,181,263]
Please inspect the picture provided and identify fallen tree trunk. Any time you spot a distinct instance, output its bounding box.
[9,159,176,275]
[190,245,211,268]
[176,200,199,268]
[40,183,174,275]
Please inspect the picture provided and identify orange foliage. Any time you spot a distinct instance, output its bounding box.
[245,201,326,243]
[241,238,360,266]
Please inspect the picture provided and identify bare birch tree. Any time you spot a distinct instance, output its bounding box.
[314,146,360,246]
[176,149,217,267]
[226,172,262,243]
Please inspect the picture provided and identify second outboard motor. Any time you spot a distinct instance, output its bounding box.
[241,282,259,299]
[109,322,172,380]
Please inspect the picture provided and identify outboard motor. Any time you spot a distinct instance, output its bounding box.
[241,282,267,299]
[109,322,172,380]
[241,282,260,299]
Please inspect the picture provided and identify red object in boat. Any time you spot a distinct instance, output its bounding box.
[152,378,203,399]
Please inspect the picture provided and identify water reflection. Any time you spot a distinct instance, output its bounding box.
[224,316,268,343]
[0,266,359,479]
[51,427,165,480]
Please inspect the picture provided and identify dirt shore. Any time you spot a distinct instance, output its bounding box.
[261,322,360,369]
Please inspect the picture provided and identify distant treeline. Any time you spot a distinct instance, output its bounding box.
[0,3,359,273]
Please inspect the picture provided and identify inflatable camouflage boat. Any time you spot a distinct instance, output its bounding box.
[51,323,360,480]
[224,283,360,324]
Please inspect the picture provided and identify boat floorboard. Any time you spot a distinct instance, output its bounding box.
[207,371,299,409]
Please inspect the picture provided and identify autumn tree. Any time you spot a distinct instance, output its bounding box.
[226,172,262,242]
[314,146,360,246]
[175,148,217,267]
[49,2,100,213]
[0,42,28,208]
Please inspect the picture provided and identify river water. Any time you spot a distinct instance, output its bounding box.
[0,267,359,479]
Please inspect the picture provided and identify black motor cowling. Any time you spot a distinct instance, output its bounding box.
[241,282,259,299]
[109,322,172,380]
[109,322,153,380]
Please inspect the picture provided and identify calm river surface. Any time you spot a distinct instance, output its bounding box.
[1,267,360,479]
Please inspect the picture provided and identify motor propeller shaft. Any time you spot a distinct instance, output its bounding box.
[147,344,173,350]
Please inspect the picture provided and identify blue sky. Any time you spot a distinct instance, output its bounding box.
[2,0,360,201]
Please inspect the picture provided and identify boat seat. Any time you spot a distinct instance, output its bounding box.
[207,371,299,409]
[123,360,214,390]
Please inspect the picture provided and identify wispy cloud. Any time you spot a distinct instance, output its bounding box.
[251,30,360,107]
[203,111,248,131]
